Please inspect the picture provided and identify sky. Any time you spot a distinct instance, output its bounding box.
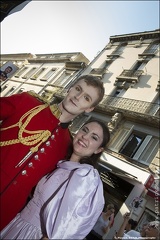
[1,1,159,61]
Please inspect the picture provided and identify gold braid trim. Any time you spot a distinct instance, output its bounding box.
[28,91,50,104]
[0,104,52,152]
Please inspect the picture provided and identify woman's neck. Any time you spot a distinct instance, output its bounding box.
[70,153,80,162]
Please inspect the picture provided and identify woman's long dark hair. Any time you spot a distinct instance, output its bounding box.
[67,118,110,168]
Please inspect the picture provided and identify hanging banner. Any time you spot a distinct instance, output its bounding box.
[0,61,18,82]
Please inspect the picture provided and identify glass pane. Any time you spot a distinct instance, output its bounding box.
[120,133,143,157]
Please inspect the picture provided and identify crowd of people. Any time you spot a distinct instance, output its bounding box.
[113,212,160,240]
[0,74,159,239]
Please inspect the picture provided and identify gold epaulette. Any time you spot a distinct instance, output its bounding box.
[28,91,61,119]
[50,104,62,119]
[28,91,50,105]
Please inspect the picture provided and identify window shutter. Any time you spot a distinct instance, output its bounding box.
[133,135,152,160]
[109,125,134,152]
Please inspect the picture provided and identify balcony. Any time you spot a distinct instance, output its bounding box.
[138,48,157,58]
[89,68,107,78]
[53,87,159,127]
[65,61,86,71]
[116,69,143,82]
[99,95,159,127]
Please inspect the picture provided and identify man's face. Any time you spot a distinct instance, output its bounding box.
[0,72,7,81]
[5,67,12,74]
[62,79,99,117]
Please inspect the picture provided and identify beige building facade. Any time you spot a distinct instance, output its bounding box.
[0,29,159,238]
[0,52,89,97]
[79,28,160,238]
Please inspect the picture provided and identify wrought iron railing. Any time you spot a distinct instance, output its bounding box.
[100,95,159,116]
[54,88,159,118]
[117,69,143,79]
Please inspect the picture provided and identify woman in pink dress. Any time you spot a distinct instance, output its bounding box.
[1,119,110,239]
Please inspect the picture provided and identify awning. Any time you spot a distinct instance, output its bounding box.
[100,152,151,185]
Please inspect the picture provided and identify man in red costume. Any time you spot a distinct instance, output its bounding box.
[0,75,105,230]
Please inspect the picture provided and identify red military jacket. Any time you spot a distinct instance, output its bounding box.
[0,92,72,230]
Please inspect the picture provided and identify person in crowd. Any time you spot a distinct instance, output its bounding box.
[1,119,110,239]
[0,75,105,230]
[114,212,141,239]
[145,221,160,240]
[139,222,149,238]
[0,65,13,81]
[86,203,115,240]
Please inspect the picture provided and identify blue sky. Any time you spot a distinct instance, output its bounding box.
[1,1,159,61]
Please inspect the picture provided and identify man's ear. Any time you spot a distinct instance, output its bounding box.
[94,147,104,154]
[85,106,95,113]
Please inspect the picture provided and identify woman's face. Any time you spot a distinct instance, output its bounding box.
[107,208,115,216]
[72,122,104,160]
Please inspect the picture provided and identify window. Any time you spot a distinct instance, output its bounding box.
[120,131,145,158]
[15,67,28,78]
[115,61,145,89]
[131,61,147,71]
[53,70,74,87]
[30,68,45,80]
[107,43,127,60]
[146,42,159,54]
[147,95,160,116]
[40,69,56,81]
[17,88,25,94]
[70,115,91,134]
[138,41,160,57]
[113,88,125,97]
[4,86,16,96]
[40,89,54,101]
[0,84,8,92]
[109,127,159,165]
[22,67,37,79]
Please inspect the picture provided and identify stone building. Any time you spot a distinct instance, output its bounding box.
[0,52,89,97]
[77,28,160,238]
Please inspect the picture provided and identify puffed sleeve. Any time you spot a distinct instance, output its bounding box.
[41,167,104,239]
